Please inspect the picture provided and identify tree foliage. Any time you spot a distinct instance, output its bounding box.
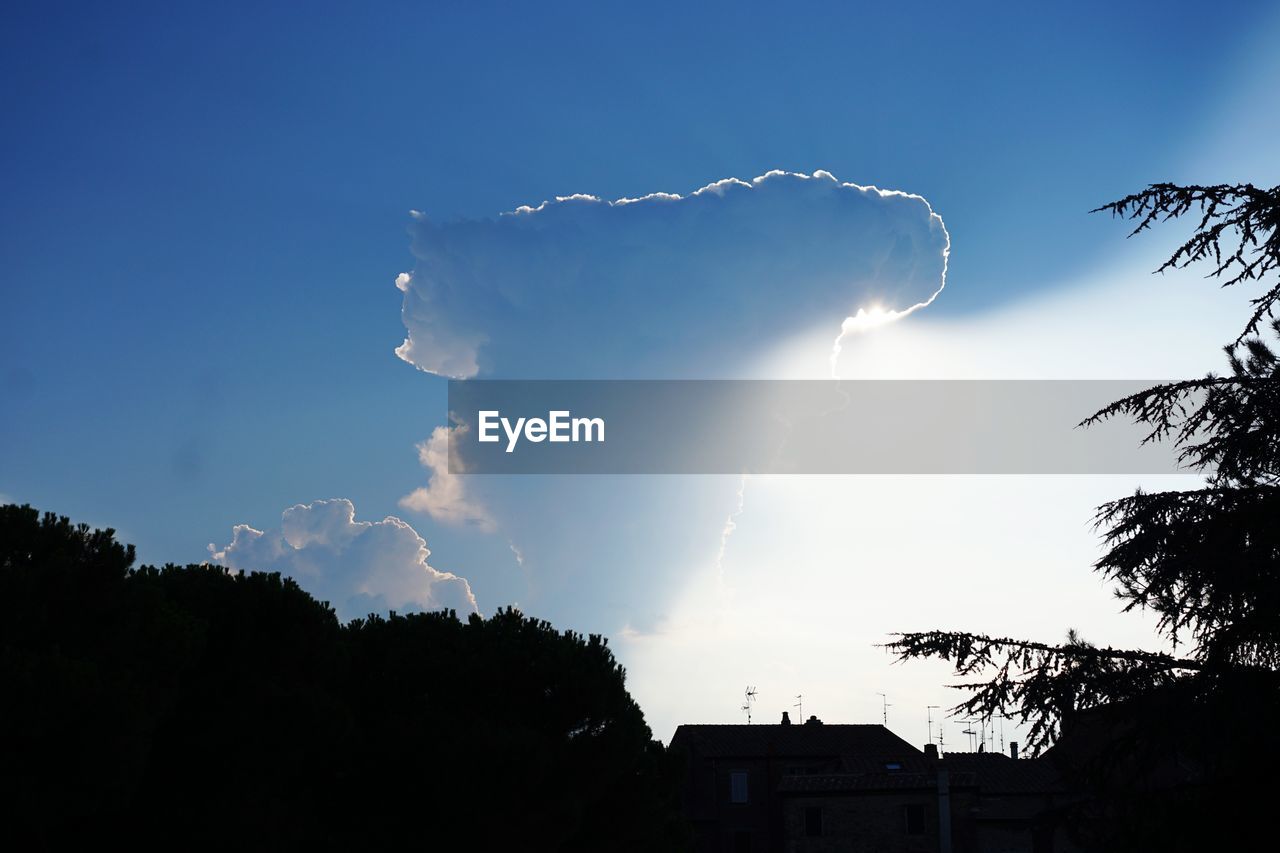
[880,179,1280,845]
[888,182,1280,743]
[0,504,686,851]
[887,182,1280,847]
[1097,182,1280,342]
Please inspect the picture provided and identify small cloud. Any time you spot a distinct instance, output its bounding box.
[209,498,476,620]
[399,424,496,531]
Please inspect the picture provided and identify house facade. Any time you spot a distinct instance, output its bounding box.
[671,713,1076,853]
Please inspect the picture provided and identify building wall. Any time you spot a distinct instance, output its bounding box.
[682,756,842,853]
[973,822,1034,853]
[782,791,981,853]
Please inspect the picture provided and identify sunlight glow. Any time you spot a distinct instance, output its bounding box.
[828,304,907,376]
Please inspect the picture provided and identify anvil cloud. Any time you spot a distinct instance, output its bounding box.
[395,170,950,380]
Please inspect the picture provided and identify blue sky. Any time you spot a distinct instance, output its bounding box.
[3,1,1279,740]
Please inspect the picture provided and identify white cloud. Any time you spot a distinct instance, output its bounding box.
[395,169,949,379]
[399,424,495,530]
[209,498,476,620]
[387,170,950,625]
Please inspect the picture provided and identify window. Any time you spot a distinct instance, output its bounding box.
[730,771,749,803]
[885,762,902,771]
[804,806,823,837]
[903,802,927,835]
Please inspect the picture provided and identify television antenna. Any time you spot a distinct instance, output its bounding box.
[876,692,891,727]
[961,719,977,751]
[742,686,758,724]
[927,705,941,745]
[794,694,803,720]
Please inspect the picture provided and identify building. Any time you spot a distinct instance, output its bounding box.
[925,751,1073,853]
[671,713,1076,853]
[776,763,976,853]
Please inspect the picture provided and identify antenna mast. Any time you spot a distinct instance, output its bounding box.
[927,705,941,745]
[794,694,803,720]
[876,692,891,727]
[741,686,758,724]
[961,719,977,751]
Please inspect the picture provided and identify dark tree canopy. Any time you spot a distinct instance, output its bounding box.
[0,504,686,851]
[888,182,1280,850]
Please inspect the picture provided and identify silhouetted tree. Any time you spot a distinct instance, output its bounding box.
[0,504,687,851]
[888,183,1280,850]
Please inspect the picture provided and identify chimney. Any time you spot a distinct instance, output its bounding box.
[805,715,823,726]
[781,711,791,725]
[924,743,939,760]
[1009,741,1019,760]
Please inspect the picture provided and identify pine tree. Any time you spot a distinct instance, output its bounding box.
[888,184,1280,845]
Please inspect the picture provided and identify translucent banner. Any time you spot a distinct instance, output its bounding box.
[446,380,1192,475]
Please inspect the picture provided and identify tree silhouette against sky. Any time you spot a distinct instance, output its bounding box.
[889,182,1280,849]
[0,504,687,850]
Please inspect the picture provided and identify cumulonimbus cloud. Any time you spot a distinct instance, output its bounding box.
[208,498,477,620]
[390,170,950,631]
[394,169,950,379]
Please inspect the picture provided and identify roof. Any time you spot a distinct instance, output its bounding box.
[940,752,1065,795]
[778,771,978,794]
[774,756,1062,798]
[670,723,924,767]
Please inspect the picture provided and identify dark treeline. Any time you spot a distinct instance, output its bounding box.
[0,504,687,850]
